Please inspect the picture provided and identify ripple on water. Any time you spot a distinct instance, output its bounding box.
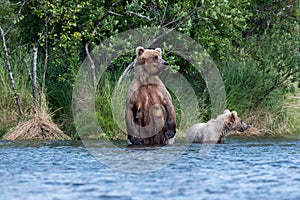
[0,137,300,200]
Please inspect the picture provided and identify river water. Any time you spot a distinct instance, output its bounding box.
[0,136,300,200]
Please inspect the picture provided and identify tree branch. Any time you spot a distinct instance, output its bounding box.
[84,42,97,90]
[148,5,200,46]
[41,14,49,95]
[5,0,29,35]
[11,43,30,54]
[0,26,24,116]
[108,10,124,17]
[83,1,123,90]
[160,0,168,26]
[252,70,298,109]
[125,11,152,21]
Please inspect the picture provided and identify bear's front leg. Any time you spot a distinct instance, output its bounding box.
[217,136,225,144]
[164,129,176,140]
[128,135,144,145]
[164,122,176,139]
[163,102,176,140]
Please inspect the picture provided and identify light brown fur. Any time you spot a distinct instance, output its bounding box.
[125,47,176,145]
[186,110,249,144]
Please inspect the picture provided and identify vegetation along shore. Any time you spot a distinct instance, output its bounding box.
[0,1,299,140]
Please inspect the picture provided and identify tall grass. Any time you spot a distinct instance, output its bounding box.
[93,59,295,138]
[46,79,75,136]
[221,60,292,135]
[1,50,297,139]
[96,72,124,139]
[285,83,300,135]
[0,50,33,137]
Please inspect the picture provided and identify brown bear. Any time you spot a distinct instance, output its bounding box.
[125,46,176,145]
[186,110,249,144]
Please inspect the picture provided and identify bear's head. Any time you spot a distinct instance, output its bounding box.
[135,46,169,76]
[224,109,249,134]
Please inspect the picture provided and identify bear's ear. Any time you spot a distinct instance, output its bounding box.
[223,109,230,114]
[136,46,145,56]
[155,48,162,55]
[230,111,238,122]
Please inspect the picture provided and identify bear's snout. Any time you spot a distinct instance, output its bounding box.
[239,121,249,132]
[162,60,169,66]
[244,124,250,131]
[160,59,169,71]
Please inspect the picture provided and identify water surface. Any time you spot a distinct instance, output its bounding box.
[0,136,300,200]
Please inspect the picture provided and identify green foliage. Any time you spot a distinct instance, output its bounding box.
[96,73,116,137]
[223,61,285,112]
[286,84,300,135]
[0,0,299,138]
[192,0,251,62]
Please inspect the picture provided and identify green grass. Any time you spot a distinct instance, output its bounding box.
[285,83,300,135]
[0,50,33,138]
[0,49,297,139]
[220,61,293,135]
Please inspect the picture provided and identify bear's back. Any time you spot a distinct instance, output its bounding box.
[186,123,206,143]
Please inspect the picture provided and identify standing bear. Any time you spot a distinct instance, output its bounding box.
[125,46,176,145]
[186,110,249,144]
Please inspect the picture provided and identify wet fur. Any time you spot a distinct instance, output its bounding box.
[125,47,176,145]
[186,110,249,144]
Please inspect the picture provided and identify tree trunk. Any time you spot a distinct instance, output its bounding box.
[32,42,38,112]
[85,42,97,90]
[0,26,24,116]
[41,17,49,95]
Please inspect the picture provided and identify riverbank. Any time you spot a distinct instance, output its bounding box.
[1,85,299,140]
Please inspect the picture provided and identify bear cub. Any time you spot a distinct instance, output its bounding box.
[186,110,249,144]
